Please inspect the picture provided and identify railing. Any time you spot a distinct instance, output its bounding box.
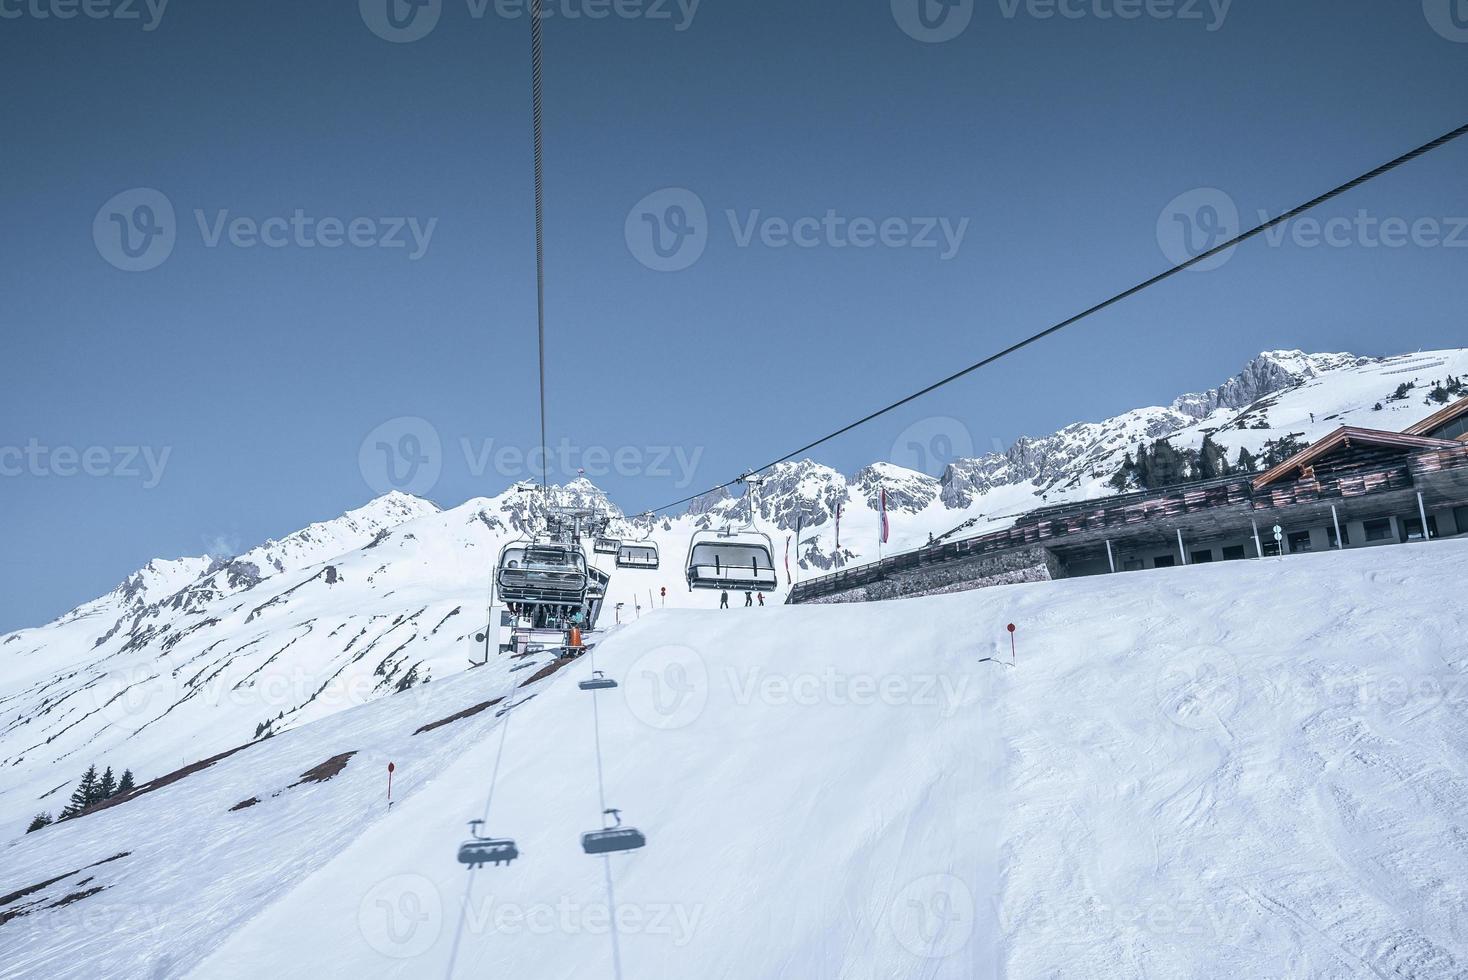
[688,563,778,586]
[789,450,1463,604]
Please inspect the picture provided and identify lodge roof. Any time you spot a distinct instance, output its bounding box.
[1250,426,1460,490]
[1403,395,1468,438]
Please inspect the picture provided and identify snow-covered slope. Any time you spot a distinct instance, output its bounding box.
[4,346,1466,842]
[3,540,1466,978]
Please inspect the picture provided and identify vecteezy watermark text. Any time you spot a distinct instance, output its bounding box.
[358,417,706,496]
[93,188,438,272]
[461,437,703,487]
[0,0,169,30]
[890,0,1232,43]
[359,0,701,43]
[0,440,170,488]
[625,188,970,272]
[1158,188,1468,271]
[194,210,437,259]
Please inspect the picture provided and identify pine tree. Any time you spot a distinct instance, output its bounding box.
[1236,446,1258,472]
[98,766,117,801]
[1133,442,1153,490]
[117,769,136,794]
[27,812,53,833]
[1108,453,1136,493]
[61,765,99,818]
[1149,440,1185,488]
[1199,435,1230,480]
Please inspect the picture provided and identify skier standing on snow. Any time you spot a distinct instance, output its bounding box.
[744,591,753,607]
[757,592,765,607]
[720,590,729,609]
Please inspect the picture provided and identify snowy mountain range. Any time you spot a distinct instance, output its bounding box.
[3,345,1467,842]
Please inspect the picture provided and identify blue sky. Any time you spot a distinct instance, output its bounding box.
[2,0,1466,632]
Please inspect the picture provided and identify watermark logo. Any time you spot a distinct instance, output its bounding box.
[358,874,443,959]
[1156,187,1238,271]
[891,417,975,477]
[360,417,443,496]
[92,190,438,269]
[1155,645,1241,731]
[1424,0,1468,42]
[625,188,708,272]
[88,666,174,727]
[360,0,443,42]
[997,0,1232,31]
[889,873,975,958]
[0,439,172,487]
[461,437,704,488]
[725,667,970,718]
[0,0,169,30]
[624,645,708,729]
[1160,187,1468,270]
[464,896,704,944]
[94,188,176,272]
[360,0,700,43]
[891,0,974,43]
[627,188,970,271]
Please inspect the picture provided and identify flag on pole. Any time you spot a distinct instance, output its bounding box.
[879,489,890,545]
[835,504,842,549]
[784,535,792,585]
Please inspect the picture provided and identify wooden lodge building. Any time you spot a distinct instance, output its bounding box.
[787,397,1468,605]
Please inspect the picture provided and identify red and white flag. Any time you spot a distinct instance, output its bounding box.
[835,504,842,549]
[879,488,890,545]
[784,535,792,585]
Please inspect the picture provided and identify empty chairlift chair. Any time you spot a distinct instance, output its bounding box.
[457,821,519,869]
[496,542,589,610]
[581,808,646,855]
[684,529,778,591]
[593,536,621,556]
[615,541,661,570]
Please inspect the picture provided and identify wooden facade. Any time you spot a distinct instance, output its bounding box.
[788,440,1468,605]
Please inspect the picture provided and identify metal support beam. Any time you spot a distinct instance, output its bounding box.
[1252,520,1264,558]
[1105,539,1116,574]
[1331,505,1343,550]
[1177,529,1188,565]
[1418,492,1433,543]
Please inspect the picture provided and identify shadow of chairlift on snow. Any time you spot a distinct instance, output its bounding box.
[578,670,617,691]
[457,820,519,869]
[582,809,646,855]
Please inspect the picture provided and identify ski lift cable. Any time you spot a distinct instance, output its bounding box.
[531,0,550,491]
[637,121,1468,518]
[443,680,522,980]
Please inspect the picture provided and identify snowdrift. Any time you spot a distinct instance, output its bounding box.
[4,540,1466,978]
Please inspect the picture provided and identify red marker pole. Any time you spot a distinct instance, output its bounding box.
[387,762,395,809]
[1007,624,1017,666]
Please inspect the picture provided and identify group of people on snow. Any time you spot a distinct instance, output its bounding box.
[719,590,765,609]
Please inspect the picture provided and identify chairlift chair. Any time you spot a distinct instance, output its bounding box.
[495,541,589,608]
[457,820,519,869]
[684,528,778,591]
[616,542,661,570]
[593,536,621,555]
[581,808,646,855]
